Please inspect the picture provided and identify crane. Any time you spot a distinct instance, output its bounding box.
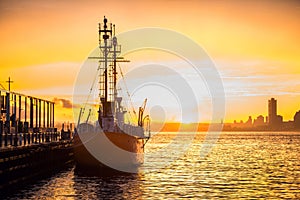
[86,109,92,123]
[138,98,147,127]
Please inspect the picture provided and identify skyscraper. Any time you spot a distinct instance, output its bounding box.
[268,98,277,125]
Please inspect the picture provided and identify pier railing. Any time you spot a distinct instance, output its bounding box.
[0,126,72,148]
[0,89,73,148]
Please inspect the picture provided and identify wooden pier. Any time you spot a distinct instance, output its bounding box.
[0,89,74,190]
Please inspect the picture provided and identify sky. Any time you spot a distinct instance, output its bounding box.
[0,0,299,124]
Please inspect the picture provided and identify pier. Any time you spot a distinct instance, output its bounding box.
[0,89,73,190]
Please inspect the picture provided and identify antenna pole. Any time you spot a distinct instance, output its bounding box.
[6,77,13,91]
[99,16,112,117]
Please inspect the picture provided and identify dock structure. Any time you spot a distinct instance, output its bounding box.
[0,89,73,190]
[0,89,56,147]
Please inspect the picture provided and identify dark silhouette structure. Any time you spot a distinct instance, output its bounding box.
[268,98,277,125]
[229,97,299,131]
[268,98,283,128]
[294,111,300,129]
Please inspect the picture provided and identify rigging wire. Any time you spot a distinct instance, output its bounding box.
[117,63,138,120]
[81,60,101,118]
[117,77,134,123]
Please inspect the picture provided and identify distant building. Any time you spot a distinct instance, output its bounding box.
[282,121,294,130]
[268,98,277,125]
[253,115,264,127]
[229,98,298,131]
[245,116,252,127]
[294,110,300,129]
[268,98,283,127]
[276,115,283,124]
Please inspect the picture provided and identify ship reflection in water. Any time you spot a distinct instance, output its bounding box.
[4,132,300,199]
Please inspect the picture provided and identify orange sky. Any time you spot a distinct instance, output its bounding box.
[0,0,300,123]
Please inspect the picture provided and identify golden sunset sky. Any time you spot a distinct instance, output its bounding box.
[0,0,299,124]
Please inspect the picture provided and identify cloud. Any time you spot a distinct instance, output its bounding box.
[53,97,73,109]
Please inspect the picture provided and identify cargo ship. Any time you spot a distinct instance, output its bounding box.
[73,17,150,171]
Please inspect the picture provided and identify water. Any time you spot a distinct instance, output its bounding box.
[2,132,300,199]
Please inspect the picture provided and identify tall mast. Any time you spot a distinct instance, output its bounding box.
[92,16,130,125]
[99,16,112,116]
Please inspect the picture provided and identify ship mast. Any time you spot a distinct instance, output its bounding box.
[99,16,112,117]
[96,16,129,130]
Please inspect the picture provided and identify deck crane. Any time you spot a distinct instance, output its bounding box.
[138,98,147,127]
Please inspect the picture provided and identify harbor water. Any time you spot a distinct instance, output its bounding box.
[2,132,300,199]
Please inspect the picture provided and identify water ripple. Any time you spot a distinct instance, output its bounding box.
[3,132,300,199]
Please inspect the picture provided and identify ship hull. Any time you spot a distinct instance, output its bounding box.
[73,130,145,171]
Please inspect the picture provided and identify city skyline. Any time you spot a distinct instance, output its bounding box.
[230,97,300,131]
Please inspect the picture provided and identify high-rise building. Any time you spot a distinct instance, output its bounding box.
[268,98,277,125]
[268,98,283,127]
